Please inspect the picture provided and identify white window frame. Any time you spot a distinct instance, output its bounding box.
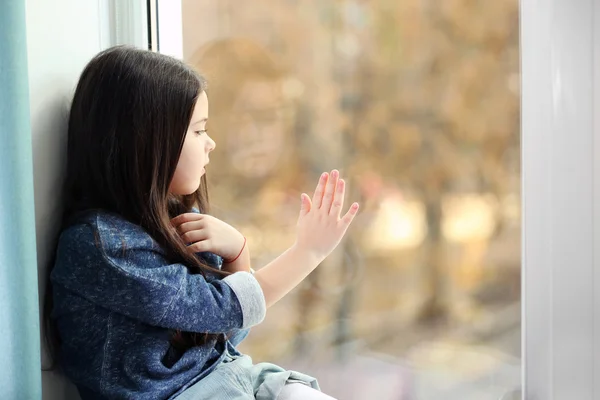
[522,0,599,398]
[98,0,149,50]
[155,0,183,58]
[102,0,181,57]
[116,0,600,398]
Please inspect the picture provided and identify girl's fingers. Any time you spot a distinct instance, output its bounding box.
[189,240,211,253]
[341,202,360,226]
[299,193,312,218]
[321,170,339,211]
[176,220,204,235]
[180,228,209,244]
[312,172,328,209]
[171,213,203,228]
[330,179,345,218]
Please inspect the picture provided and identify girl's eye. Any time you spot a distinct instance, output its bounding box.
[195,130,208,136]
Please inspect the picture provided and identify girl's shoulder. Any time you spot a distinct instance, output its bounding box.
[60,209,222,268]
[60,210,160,256]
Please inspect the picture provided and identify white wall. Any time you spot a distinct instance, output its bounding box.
[25,1,107,398]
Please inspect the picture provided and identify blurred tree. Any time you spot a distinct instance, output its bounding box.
[182,0,520,359]
[337,0,519,323]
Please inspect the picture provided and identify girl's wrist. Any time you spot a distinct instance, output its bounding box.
[290,242,325,268]
[222,238,252,274]
[224,235,247,264]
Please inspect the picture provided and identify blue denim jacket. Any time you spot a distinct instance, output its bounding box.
[50,211,266,399]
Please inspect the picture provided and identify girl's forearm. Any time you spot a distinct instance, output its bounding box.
[253,245,322,308]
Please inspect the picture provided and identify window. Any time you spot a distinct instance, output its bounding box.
[175,1,521,398]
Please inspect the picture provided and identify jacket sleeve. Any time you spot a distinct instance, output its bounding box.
[51,218,266,333]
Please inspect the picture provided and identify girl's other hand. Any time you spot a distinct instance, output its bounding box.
[295,170,359,262]
[171,213,245,262]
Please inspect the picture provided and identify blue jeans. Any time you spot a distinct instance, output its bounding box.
[174,348,320,400]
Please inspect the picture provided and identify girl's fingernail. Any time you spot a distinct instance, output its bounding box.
[321,173,328,179]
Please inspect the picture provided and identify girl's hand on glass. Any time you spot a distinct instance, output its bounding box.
[295,170,359,262]
[171,213,246,262]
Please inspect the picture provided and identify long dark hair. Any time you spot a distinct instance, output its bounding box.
[43,46,225,371]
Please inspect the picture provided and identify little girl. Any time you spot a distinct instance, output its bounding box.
[46,46,359,400]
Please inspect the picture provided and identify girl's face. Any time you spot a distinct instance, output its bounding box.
[170,91,216,195]
[226,80,288,178]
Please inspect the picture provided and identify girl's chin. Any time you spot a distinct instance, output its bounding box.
[169,178,203,196]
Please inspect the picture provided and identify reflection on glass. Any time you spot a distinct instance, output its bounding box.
[182,1,520,398]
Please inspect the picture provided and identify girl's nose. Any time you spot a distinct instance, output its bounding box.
[207,135,216,152]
